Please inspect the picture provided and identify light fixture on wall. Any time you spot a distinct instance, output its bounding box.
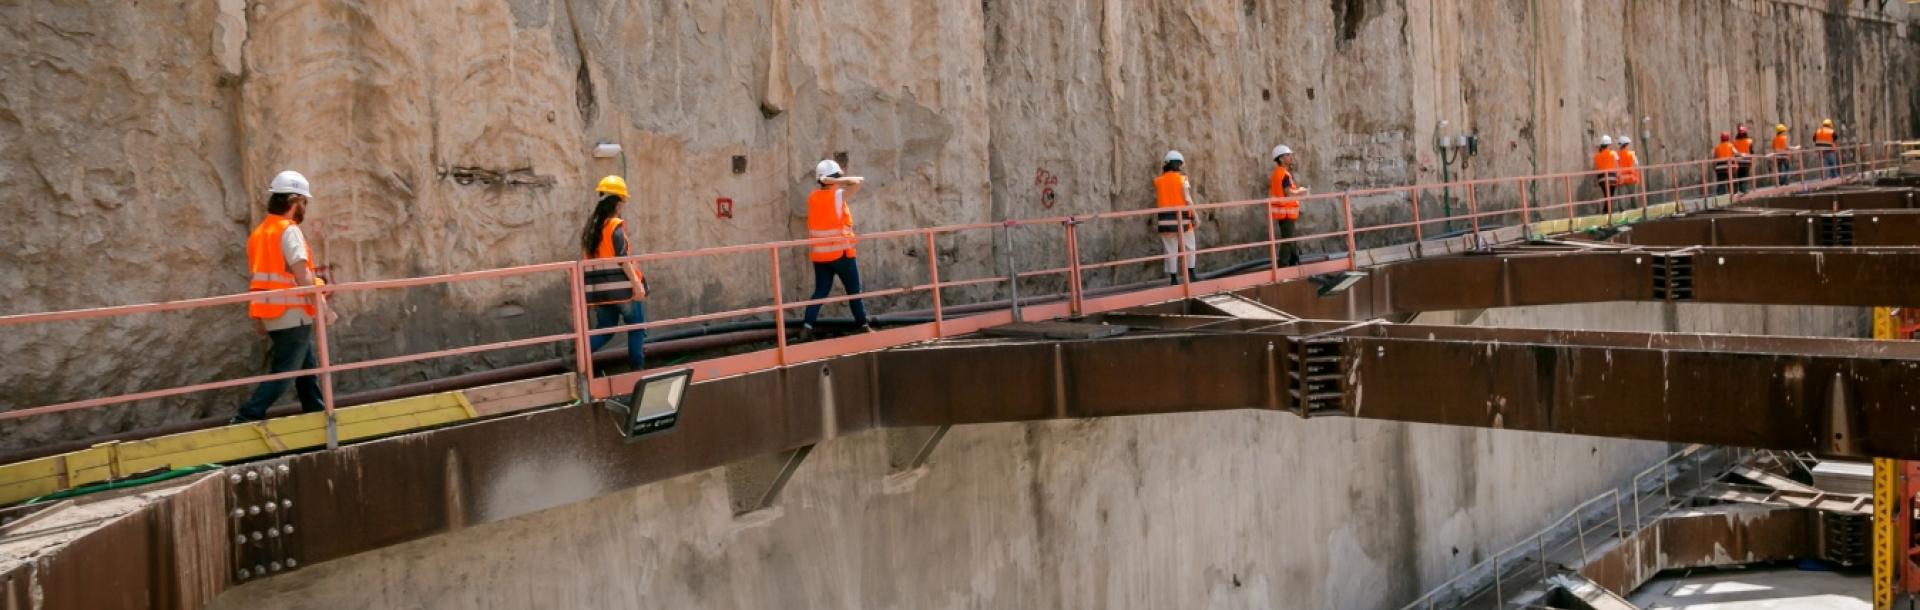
[593,141,628,181]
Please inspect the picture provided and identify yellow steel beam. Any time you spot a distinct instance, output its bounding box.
[0,374,576,507]
[1874,306,1898,610]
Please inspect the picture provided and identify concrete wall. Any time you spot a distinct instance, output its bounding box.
[205,302,1864,609]
[2,0,1912,447]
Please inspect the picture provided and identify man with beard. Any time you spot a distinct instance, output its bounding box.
[232,170,329,423]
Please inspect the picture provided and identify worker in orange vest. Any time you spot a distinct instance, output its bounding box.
[1154,150,1198,285]
[1615,136,1641,195]
[233,171,328,423]
[1269,145,1309,266]
[1770,123,1794,185]
[1814,119,1838,179]
[1731,126,1756,193]
[1712,132,1737,196]
[1592,135,1620,211]
[801,159,871,337]
[580,175,648,375]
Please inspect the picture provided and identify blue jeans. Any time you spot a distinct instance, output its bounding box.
[235,325,325,422]
[803,256,867,326]
[1822,150,1840,179]
[589,301,646,372]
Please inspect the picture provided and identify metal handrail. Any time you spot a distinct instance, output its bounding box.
[0,143,1899,455]
[1399,445,1755,609]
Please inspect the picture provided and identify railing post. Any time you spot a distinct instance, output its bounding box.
[1004,222,1026,320]
[1614,489,1626,540]
[1265,204,1280,282]
[1517,181,1530,239]
[569,263,593,401]
[1410,188,1424,244]
[1341,191,1357,270]
[924,230,946,334]
[1464,184,1481,243]
[770,248,788,363]
[1063,220,1083,317]
[1563,175,1575,222]
[312,288,338,450]
[1576,509,1589,560]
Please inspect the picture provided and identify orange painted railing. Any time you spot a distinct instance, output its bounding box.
[0,142,1900,449]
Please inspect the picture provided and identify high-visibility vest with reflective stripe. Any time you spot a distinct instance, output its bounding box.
[1268,166,1299,221]
[246,215,316,319]
[584,218,642,304]
[1771,135,1789,152]
[1814,127,1836,147]
[1592,149,1618,175]
[1732,137,1754,161]
[806,187,856,263]
[1153,171,1194,233]
[1713,141,1736,169]
[1617,149,1640,186]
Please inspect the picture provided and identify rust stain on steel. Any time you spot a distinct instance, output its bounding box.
[7,474,230,610]
[1577,506,1811,594]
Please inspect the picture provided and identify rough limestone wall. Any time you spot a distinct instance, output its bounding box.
[204,302,1863,609]
[0,1,1913,449]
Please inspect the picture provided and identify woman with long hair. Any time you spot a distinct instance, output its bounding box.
[580,175,647,375]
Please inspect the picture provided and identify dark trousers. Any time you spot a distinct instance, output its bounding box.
[588,301,646,372]
[1774,157,1794,185]
[1822,150,1840,178]
[1715,168,1733,195]
[1597,180,1616,212]
[804,256,867,326]
[235,325,324,422]
[1274,219,1300,266]
[1735,162,1753,193]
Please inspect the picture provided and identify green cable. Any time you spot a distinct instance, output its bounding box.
[23,464,220,505]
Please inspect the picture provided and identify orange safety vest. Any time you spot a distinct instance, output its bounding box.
[246,214,317,319]
[1617,149,1640,186]
[1713,141,1736,170]
[806,187,857,263]
[1814,127,1836,147]
[1592,149,1619,184]
[584,217,643,304]
[1732,137,1753,159]
[1152,171,1194,233]
[1268,166,1299,221]
[1771,134,1789,152]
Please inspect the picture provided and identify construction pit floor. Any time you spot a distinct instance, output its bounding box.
[1628,566,1868,609]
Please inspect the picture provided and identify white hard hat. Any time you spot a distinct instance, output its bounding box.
[1618,136,1632,145]
[1164,150,1185,164]
[268,170,312,198]
[1598,135,1613,146]
[814,159,843,181]
[1271,144,1294,160]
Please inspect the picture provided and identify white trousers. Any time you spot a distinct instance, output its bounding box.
[1160,231,1196,275]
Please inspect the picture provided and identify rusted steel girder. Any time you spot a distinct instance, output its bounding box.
[1615,209,1920,247]
[1230,246,1920,317]
[873,323,1920,460]
[1737,188,1919,212]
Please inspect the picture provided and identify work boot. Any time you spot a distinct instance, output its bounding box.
[1169,273,1179,286]
[859,324,876,334]
[798,324,815,341]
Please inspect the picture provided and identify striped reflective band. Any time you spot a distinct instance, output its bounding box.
[251,271,295,284]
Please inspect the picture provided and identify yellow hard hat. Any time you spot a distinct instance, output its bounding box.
[1775,123,1787,133]
[596,175,629,201]
[1822,119,1834,127]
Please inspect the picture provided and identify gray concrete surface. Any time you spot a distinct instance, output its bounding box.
[1629,567,1869,609]
[203,301,1864,609]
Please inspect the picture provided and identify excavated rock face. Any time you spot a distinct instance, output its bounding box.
[1,0,1916,450]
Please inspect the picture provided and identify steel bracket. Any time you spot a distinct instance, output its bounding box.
[725,445,814,516]
[885,425,950,474]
